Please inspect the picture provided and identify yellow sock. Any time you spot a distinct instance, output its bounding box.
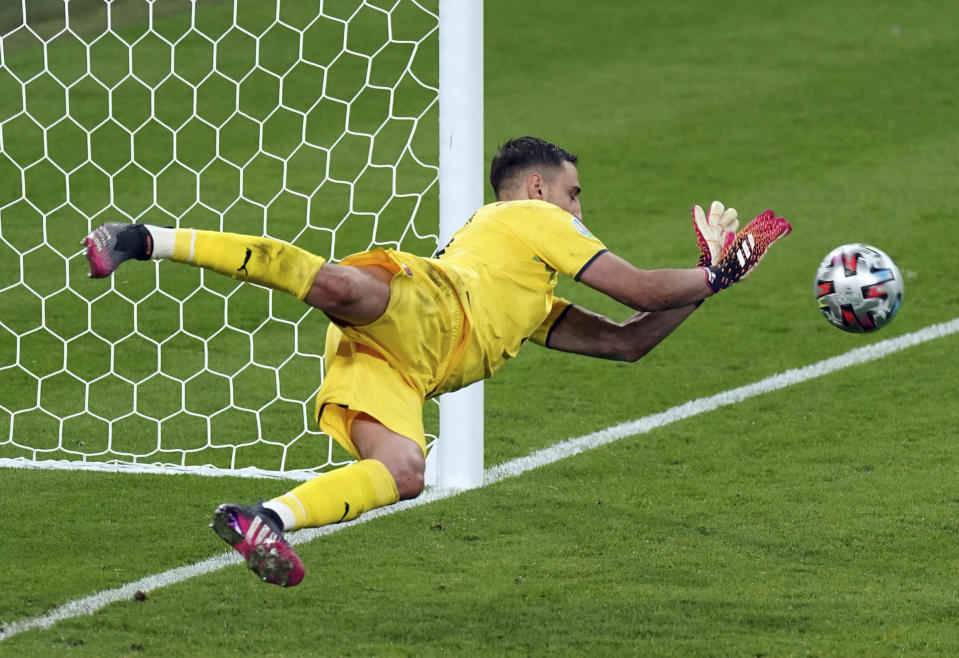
[272,459,400,529]
[171,229,325,300]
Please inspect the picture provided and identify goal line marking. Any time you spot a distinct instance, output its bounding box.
[3,317,957,642]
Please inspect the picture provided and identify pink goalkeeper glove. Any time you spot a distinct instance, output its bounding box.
[692,201,739,267]
[703,209,792,292]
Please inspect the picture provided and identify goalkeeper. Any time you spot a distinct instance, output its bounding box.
[83,136,791,587]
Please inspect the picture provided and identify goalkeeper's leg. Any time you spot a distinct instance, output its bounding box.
[83,223,391,323]
[260,414,422,530]
[210,440,406,587]
[84,223,326,301]
[212,415,421,586]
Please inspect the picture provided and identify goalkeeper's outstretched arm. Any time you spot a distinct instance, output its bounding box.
[577,251,714,312]
[554,206,792,360]
[542,304,698,362]
[576,206,792,313]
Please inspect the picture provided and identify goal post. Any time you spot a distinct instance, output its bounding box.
[0,0,485,484]
[431,0,484,490]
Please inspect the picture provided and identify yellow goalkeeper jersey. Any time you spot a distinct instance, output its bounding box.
[432,199,607,394]
[315,199,607,452]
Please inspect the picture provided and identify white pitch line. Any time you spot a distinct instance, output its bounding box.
[486,316,959,484]
[3,317,958,642]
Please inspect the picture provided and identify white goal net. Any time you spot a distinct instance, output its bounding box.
[0,0,450,479]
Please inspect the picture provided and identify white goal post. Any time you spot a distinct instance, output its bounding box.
[0,0,484,486]
[433,0,484,490]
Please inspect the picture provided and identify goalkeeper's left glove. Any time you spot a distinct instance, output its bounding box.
[703,209,792,293]
[693,200,739,267]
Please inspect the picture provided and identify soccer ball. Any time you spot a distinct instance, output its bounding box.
[813,243,903,333]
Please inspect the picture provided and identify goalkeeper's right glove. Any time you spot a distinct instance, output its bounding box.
[703,209,792,293]
[693,200,739,268]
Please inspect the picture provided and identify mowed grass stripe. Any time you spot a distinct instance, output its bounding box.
[3,316,956,643]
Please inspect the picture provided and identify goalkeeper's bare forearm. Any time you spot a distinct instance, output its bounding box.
[543,304,698,362]
[577,251,714,312]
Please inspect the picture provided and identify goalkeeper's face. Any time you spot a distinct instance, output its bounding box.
[541,161,583,219]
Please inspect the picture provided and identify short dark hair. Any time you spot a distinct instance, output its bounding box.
[489,137,578,197]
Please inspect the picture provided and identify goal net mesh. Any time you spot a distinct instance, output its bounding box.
[0,0,441,479]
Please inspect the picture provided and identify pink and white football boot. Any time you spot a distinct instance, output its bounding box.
[210,503,305,587]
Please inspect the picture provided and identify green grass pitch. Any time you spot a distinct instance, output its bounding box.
[3,0,959,655]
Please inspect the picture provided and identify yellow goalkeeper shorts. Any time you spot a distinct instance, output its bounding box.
[314,249,468,457]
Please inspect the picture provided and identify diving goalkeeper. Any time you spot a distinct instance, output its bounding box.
[83,136,791,587]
